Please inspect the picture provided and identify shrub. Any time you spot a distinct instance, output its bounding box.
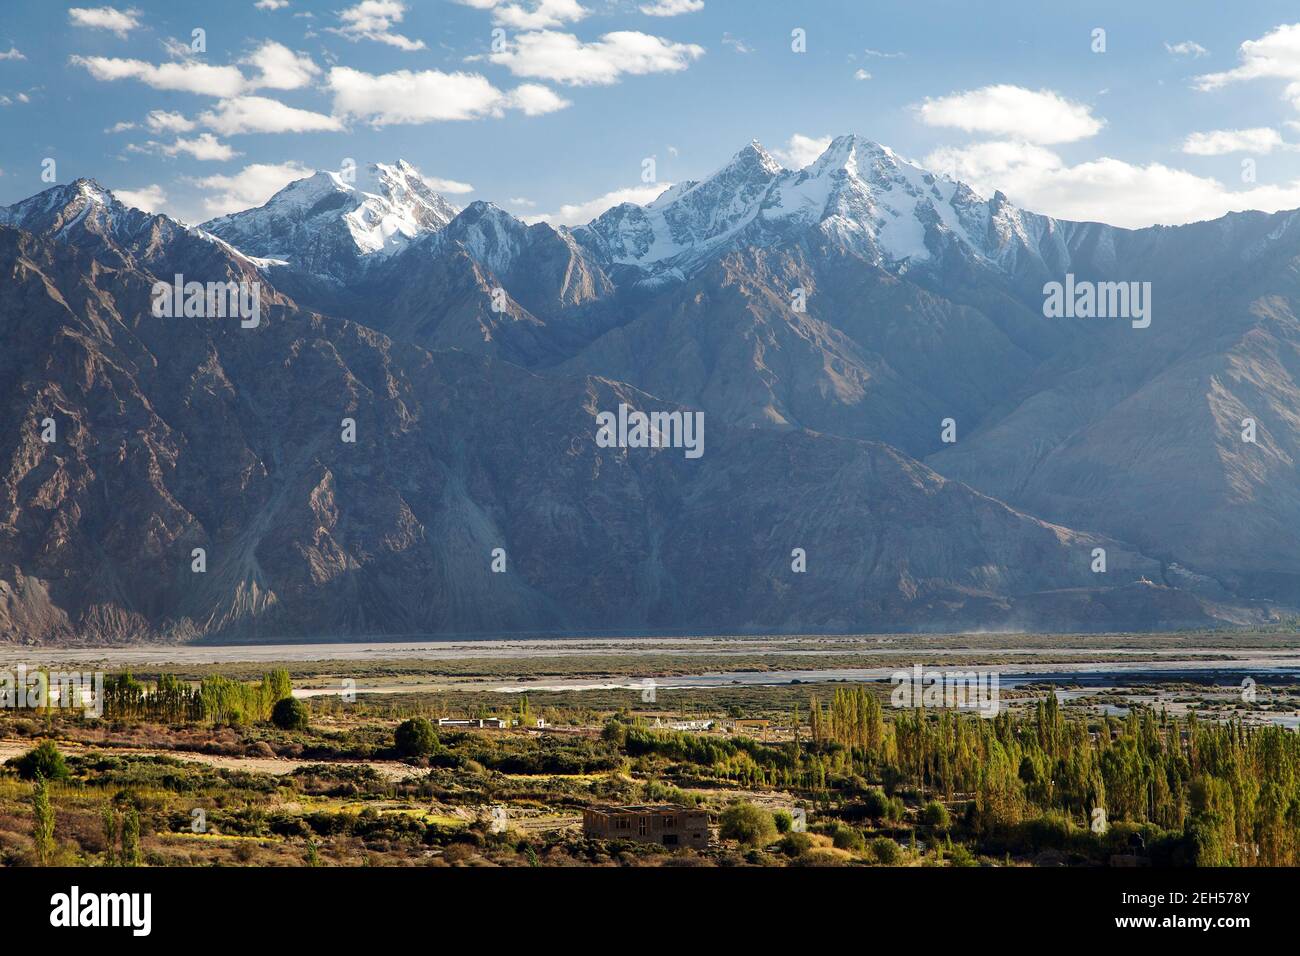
[871,836,902,865]
[719,802,777,846]
[773,809,793,833]
[12,741,69,782]
[949,843,977,866]
[921,800,951,830]
[394,718,439,758]
[271,697,309,731]
[778,832,814,857]
[860,788,890,819]
[831,825,866,853]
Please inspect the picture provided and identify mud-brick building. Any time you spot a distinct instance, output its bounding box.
[582,805,709,849]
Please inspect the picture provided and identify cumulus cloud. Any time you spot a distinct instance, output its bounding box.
[198,95,344,135]
[146,110,196,133]
[458,0,588,30]
[1195,23,1300,99]
[854,69,871,81]
[923,139,1300,228]
[917,84,1104,145]
[192,160,313,216]
[255,0,290,8]
[70,55,246,97]
[772,133,831,169]
[115,183,167,213]
[640,0,703,15]
[130,133,240,161]
[1182,128,1286,155]
[486,30,705,86]
[1166,40,1209,57]
[505,82,571,115]
[329,1,425,51]
[0,47,25,61]
[160,133,240,161]
[242,41,320,90]
[530,183,670,226]
[68,6,141,38]
[327,66,567,124]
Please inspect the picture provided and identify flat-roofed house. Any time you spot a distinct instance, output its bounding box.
[582,805,709,849]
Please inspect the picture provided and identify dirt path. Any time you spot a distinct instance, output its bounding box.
[0,739,428,781]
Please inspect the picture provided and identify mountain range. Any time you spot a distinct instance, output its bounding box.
[1,135,1296,643]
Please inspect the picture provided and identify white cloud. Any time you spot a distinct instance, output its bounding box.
[146,110,196,134]
[530,183,670,226]
[242,41,319,90]
[508,196,536,207]
[639,0,703,16]
[192,161,313,216]
[1196,23,1300,98]
[924,140,1062,183]
[106,120,137,132]
[329,1,425,51]
[917,84,1104,145]
[255,0,290,8]
[68,6,141,39]
[923,139,1300,228]
[1182,128,1285,155]
[864,48,904,58]
[115,183,167,213]
[0,47,25,61]
[160,36,193,59]
[423,175,474,194]
[772,133,831,169]
[327,66,567,124]
[505,82,571,115]
[161,133,240,161]
[1165,40,1209,57]
[487,30,704,86]
[70,55,246,97]
[854,69,871,81]
[467,0,588,30]
[199,95,344,135]
[423,178,475,195]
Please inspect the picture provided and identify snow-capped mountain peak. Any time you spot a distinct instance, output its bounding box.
[201,160,459,282]
[575,133,1061,280]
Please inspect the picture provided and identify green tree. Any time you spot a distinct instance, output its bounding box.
[394,717,439,757]
[14,740,68,782]
[121,805,142,867]
[101,803,119,866]
[271,696,309,731]
[31,776,55,865]
[719,802,777,846]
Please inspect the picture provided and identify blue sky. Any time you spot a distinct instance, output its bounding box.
[4,0,1300,228]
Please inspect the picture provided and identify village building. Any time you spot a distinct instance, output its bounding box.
[582,805,709,849]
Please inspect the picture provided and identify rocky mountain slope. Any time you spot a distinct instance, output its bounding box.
[1,134,1296,642]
